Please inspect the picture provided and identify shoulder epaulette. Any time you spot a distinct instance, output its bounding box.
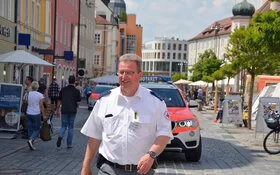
[98,90,111,99]
[150,91,164,101]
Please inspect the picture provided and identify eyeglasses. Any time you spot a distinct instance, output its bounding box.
[117,71,136,76]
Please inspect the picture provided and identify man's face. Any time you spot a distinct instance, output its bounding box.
[25,78,31,86]
[118,61,142,96]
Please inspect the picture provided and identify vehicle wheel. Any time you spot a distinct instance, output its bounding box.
[263,129,280,154]
[185,136,202,162]
[88,107,93,111]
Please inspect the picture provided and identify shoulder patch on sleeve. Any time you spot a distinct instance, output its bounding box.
[98,90,111,99]
[150,91,164,101]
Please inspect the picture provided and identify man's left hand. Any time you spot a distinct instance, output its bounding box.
[137,153,154,174]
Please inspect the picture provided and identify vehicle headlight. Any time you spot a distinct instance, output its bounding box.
[177,119,198,128]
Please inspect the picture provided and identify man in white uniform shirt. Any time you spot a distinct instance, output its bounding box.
[81,54,173,175]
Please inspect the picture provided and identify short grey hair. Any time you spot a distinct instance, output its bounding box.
[119,54,142,72]
[31,81,39,91]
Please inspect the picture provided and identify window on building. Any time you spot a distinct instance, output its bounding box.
[157,52,160,59]
[154,43,157,49]
[171,62,180,72]
[36,4,40,30]
[173,44,176,50]
[158,43,161,50]
[178,44,182,51]
[155,61,170,71]
[167,43,171,50]
[94,55,100,65]
[94,33,101,44]
[184,44,187,51]
[32,1,35,28]
[127,35,136,53]
[162,43,166,50]
[173,53,176,59]
[60,17,63,43]
[150,62,153,70]
[25,1,28,24]
[68,23,71,47]
[64,21,67,45]
[178,53,181,60]
[167,52,170,59]
[162,52,165,59]
[183,53,187,60]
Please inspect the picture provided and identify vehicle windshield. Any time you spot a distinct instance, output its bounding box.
[149,88,186,107]
[93,86,114,93]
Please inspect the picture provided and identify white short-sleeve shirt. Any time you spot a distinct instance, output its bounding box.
[26,91,44,115]
[81,86,173,165]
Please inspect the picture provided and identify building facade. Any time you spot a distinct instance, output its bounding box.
[16,0,52,84]
[142,37,188,76]
[117,14,143,58]
[78,0,96,81]
[44,0,79,88]
[187,0,256,91]
[0,0,16,83]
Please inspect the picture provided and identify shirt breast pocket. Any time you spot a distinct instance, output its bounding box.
[136,116,155,136]
[103,115,120,136]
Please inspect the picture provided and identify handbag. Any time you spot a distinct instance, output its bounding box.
[21,92,29,114]
[40,120,52,141]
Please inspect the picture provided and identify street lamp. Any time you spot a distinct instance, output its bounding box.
[211,22,223,56]
[211,22,223,112]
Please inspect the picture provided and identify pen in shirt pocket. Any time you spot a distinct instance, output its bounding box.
[134,112,138,120]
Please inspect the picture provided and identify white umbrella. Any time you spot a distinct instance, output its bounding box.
[0,50,53,66]
[190,80,208,87]
[173,79,192,85]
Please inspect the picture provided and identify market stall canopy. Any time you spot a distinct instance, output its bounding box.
[0,50,53,67]
[189,80,208,87]
[90,75,119,85]
[173,79,192,85]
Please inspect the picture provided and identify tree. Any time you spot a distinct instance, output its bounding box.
[219,64,238,96]
[190,49,222,82]
[212,69,226,112]
[119,11,127,22]
[226,10,280,129]
[172,73,187,82]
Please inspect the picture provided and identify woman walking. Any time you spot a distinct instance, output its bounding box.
[25,81,47,150]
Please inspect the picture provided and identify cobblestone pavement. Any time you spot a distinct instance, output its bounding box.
[0,101,279,175]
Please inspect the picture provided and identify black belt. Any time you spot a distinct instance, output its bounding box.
[104,159,138,172]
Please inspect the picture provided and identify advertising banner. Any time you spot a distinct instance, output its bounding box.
[222,95,243,125]
[256,97,280,133]
[0,83,23,131]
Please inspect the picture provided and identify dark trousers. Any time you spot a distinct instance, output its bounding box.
[50,97,58,106]
[216,110,223,120]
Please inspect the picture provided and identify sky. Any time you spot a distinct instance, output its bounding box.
[125,0,262,43]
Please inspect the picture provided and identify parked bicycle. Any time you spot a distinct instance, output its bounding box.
[263,110,280,154]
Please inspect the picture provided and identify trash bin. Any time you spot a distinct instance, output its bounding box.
[196,99,203,111]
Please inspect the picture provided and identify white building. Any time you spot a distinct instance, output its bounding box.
[78,0,96,80]
[142,37,188,76]
[187,0,257,91]
[94,0,118,76]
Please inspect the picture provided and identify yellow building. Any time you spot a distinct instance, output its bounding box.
[16,0,52,84]
[0,0,16,83]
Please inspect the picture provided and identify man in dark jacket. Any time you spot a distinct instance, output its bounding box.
[55,75,81,148]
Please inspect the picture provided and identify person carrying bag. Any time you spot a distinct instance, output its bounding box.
[40,119,51,141]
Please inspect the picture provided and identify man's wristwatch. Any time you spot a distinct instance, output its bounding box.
[147,151,157,159]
